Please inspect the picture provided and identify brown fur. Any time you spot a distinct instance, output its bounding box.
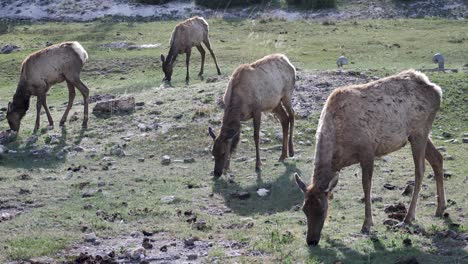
[209,54,296,177]
[161,16,221,83]
[7,41,90,132]
[295,70,445,246]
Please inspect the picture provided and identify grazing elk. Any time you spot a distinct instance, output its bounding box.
[161,16,221,83]
[209,54,296,177]
[7,41,90,133]
[294,70,445,246]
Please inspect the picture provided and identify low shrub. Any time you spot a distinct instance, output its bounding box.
[286,0,337,9]
[194,0,268,9]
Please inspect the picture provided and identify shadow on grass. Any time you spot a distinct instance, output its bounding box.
[212,162,303,216]
[308,233,467,264]
[0,126,74,169]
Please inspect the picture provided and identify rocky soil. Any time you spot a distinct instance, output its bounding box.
[0,0,466,21]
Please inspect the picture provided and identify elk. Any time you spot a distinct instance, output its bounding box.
[209,54,296,177]
[7,41,89,133]
[160,16,221,83]
[294,70,445,246]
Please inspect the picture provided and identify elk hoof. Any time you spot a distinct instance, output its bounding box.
[361,226,371,234]
[59,121,65,127]
[47,125,54,131]
[255,166,262,173]
[289,150,294,157]
[435,207,445,217]
[278,156,286,162]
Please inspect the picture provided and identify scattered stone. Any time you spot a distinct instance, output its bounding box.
[110,144,125,157]
[29,256,55,264]
[17,173,32,180]
[160,245,168,252]
[138,157,145,162]
[443,154,455,161]
[138,123,150,132]
[82,189,101,198]
[19,188,31,195]
[257,188,269,197]
[442,131,452,138]
[130,231,141,238]
[84,232,97,243]
[236,191,250,200]
[142,237,153,249]
[183,237,199,248]
[383,183,396,190]
[384,203,407,214]
[463,138,468,144]
[161,195,175,203]
[183,157,195,163]
[401,184,414,196]
[193,220,208,231]
[383,218,399,227]
[443,172,453,179]
[161,155,171,165]
[187,254,198,260]
[130,246,145,260]
[0,44,20,54]
[93,96,135,114]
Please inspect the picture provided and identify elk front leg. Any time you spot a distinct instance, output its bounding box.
[404,135,428,224]
[34,96,44,133]
[185,49,191,84]
[360,156,375,234]
[253,111,262,172]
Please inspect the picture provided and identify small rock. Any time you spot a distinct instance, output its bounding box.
[138,123,150,132]
[383,219,399,227]
[18,174,32,180]
[383,183,396,190]
[463,138,468,144]
[138,157,145,162]
[443,154,454,161]
[93,96,135,114]
[29,256,55,264]
[161,155,171,165]
[193,220,208,231]
[442,131,452,138]
[0,44,20,54]
[160,245,168,252]
[142,237,153,249]
[384,203,407,214]
[161,196,175,203]
[237,191,250,200]
[84,233,97,243]
[257,188,269,197]
[184,237,199,247]
[187,254,198,260]
[183,157,195,163]
[82,189,101,198]
[130,247,145,260]
[130,231,141,238]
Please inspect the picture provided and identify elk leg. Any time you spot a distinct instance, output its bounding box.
[253,111,262,172]
[41,96,54,128]
[425,139,446,216]
[282,99,295,157]
[34,96,44,133]
[185,49,191,84]
[360,156,374,234]
[203,39,221,75]
[60,81,76,126]
[71,78,89,128]
[273,105,289,161]
[196,45,206,78]
[405,134,428,224]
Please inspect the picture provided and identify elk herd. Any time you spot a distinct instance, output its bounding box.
[4,16,447,246]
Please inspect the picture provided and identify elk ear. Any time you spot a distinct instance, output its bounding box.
[208,127,216,140]
[160,54,165,63]
[324,174,339,193]
[294,173,307,193]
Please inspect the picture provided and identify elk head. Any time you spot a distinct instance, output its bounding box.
[295,173,338,246]
[161,54,174,82]
[209,127,238,178]
[6,102,21,132]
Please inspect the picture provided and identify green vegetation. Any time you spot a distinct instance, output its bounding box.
[286,0,337,9]
[0,18,466,263]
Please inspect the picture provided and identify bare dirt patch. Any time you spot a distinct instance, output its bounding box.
[292,70,377,118]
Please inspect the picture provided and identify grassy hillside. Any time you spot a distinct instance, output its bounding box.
[0,18,466,263]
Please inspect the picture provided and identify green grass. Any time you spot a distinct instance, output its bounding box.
[0,18,467,263]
